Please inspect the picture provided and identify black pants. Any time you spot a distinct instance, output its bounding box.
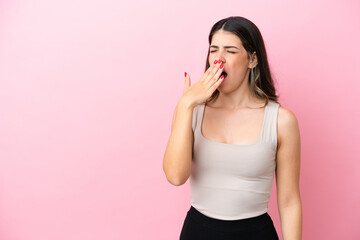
[180,206,279,240]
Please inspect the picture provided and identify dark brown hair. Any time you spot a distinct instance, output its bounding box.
[205,16,279,107]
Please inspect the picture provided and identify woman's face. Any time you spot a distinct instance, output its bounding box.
[209,30,255,92]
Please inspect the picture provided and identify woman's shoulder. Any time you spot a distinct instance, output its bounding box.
[278,105,298,125]
[277,104,300,144]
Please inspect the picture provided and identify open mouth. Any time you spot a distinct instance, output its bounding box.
[221,71,228,79]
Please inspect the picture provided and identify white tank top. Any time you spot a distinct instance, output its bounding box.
[190,100,280,220]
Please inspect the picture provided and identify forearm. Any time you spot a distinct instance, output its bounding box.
[278,202,302,240]
[163,98,194,186]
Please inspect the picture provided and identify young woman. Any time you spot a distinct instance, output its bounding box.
[163,16,302,240]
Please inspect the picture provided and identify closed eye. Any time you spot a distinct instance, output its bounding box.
[210,50,236,54]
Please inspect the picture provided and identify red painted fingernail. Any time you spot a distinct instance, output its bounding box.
[214,60,217,64]
[218,59,222,63]
[221,75,224,79]
[220,64,223,69]
[185,72,187,77]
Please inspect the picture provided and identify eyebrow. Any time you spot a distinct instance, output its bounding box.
[210,45,240,50]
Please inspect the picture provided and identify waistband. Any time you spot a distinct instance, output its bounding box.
[187,205,273,232]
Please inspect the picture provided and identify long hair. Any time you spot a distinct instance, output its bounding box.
[205,16,279,107]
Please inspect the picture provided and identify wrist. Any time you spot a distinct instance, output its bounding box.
[178,97,195,110]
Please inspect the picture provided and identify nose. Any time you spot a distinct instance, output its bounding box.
[218,57,225,64]
[213,56,225,65]
[210,49,226,65]
[216,50,225,64]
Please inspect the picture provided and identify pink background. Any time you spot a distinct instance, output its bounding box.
[1,0,359,239]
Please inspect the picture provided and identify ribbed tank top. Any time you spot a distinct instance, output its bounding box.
[190,100,280,220]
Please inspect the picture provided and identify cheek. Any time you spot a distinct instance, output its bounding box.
[230,64,249,80]
[209,56,217,65]
[234,59,250,72]
[232,59,247,70]
[235,56,249,67]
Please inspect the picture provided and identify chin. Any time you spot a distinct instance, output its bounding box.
[217,83,228,93]
[217,79,241,94]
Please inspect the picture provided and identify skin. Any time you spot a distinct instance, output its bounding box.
[203,30,266,144]
[202,30,303,239]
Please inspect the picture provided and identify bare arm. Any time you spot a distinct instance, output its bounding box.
[163,61,225,186]
[163,98,194,186]
[276,107,303,240]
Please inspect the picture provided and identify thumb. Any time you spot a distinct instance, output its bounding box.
[184,72,191,90]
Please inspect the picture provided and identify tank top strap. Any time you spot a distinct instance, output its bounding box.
[193,102,279,145]
[192,104,203,133]
[261,100,280,146]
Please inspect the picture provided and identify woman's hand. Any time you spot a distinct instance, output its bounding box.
[181,59,224,108]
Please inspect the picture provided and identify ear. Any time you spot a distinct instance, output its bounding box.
[248,51,258,69]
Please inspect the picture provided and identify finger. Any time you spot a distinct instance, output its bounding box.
[205,61,223,84]
[201,61,217,82]
[183,72,191,92]
[209,74,225,92]
[204,60,221,83]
